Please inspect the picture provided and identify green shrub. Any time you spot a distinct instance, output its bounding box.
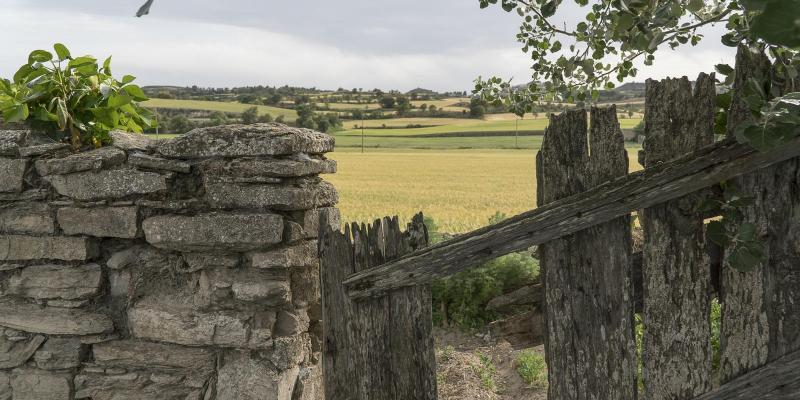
[0,43,154,149]
[429,213,540,330]
[516,349,547,388]
[473,352,497,392]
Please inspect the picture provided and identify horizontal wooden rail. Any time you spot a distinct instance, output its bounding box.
[344,137,800,299]
[692,349,800,399]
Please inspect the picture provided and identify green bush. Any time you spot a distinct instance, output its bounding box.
[516,349,547,388]
[473,352,497,392]
[429,213,540,330]
[0,43,154,149]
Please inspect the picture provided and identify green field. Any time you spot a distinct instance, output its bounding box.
[328,147,642,232]
[142,98,298,119]
[333,134,544,149]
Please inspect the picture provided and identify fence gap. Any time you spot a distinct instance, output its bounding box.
[719,44,800,384]
[537,107,636,399]
[641,74,715,398]
[321,213,436,400]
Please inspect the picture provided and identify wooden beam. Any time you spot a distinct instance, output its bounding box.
[344,136,800,299]
[692,349,800,399]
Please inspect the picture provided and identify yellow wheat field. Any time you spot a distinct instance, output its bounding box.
[327,148,642,233]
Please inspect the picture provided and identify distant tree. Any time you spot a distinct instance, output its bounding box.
[238,94,259,104]
[627,110,635,119]
[395,96,411,116]
[420,104,428,112]
[266,93,283,105]
[295,103,317,129]
[351,109,364,120]
[294,95,311,105]
[469,97,486,118]
[428,105,438,113]
[275,115,285,124]
[241,106,259,124]
[257,113,274,123]
[167,114,192,134]
[156,91,175,99]
[314,113,342,133]
[378,95,396,109]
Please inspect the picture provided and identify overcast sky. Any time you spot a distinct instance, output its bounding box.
[1,0,735,92]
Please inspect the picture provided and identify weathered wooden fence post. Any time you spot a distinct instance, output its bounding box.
[537,106,637,399]
[320,213,437,400]
[719,45,800,383]
[641,74,715,399]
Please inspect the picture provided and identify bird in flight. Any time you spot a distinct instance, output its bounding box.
[136,0,154,17]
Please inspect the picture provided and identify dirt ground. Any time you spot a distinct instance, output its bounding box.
[434,328,547,400]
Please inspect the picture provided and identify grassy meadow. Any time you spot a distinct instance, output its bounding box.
[327,147,643,233]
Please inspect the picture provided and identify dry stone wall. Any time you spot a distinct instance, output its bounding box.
[0,123,339,400]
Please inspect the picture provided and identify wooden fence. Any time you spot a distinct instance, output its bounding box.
[321,45,800,399]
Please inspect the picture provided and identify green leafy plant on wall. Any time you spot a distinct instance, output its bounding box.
[0,43,155,150]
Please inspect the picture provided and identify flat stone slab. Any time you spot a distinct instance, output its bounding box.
[34,146,126,176]
[0,130,52,156]
[5,264,102,300]
[33,337,82,370]
[93,340,215,370]
[216,351,299,400]
[205,180,338,211]
[200,156,336,180]
[57,206,139,238]
[0,299,114,335]
[156,123,334,158]
[0,158,27,193]
[0,204,55,235]
[128,152,191,173]
[0,335,45,369]
[110,130,154,151]
[10,369,71,400]
[18,143,69,157]
[45,169,167,201]
[143,212,283,252]
[249,241,318,269]
[127,297,273,349]
[0,235,97,261]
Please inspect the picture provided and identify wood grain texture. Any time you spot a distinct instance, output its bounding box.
[321,213,436,400]
[720,45,800,383]
[641,74,715,399]
[693,349,800,400]
[343,134,800,299]
[539,107,636,400]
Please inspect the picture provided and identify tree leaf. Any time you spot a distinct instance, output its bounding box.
[123,84,148,101]
[53,43,71,61]
[750,0,800,48]
[107,93,132,108]
[28,50,52,64]
[56,98,69,130]
[706,220,729,246]
[3,104,29,122]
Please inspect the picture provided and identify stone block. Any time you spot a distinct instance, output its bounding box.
[0,235,97,261]
[6,264,102,300]
[274,309,310,337]
[92,340,215,370]
[230,271,292,305]
[143,212,283,252]
[200,156,336,181]
[110,130,154,151]
[45,169,167,201]
[249,241,318,269]
[291,207,340,238]
[183,253,239,271]
[0,158,27,193]
[205,180,338,211]
[0,371,9,400]
[127,297,272,349]
[269,334,311,370]
[0,189,48,202]
[10,369,71,400]
[0,130,51,156]
[0,335,45,369]
[57,206,139,238]
[0,203,55,235]
[33,337,82,370]
[128,152,191,173]
[156,123,334,158]
[18,143,69,157]
[0,299,114,336]
[216,350,300,400]
[34,146,126,176]
[291,264,320,308]
[293,365,322,400]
